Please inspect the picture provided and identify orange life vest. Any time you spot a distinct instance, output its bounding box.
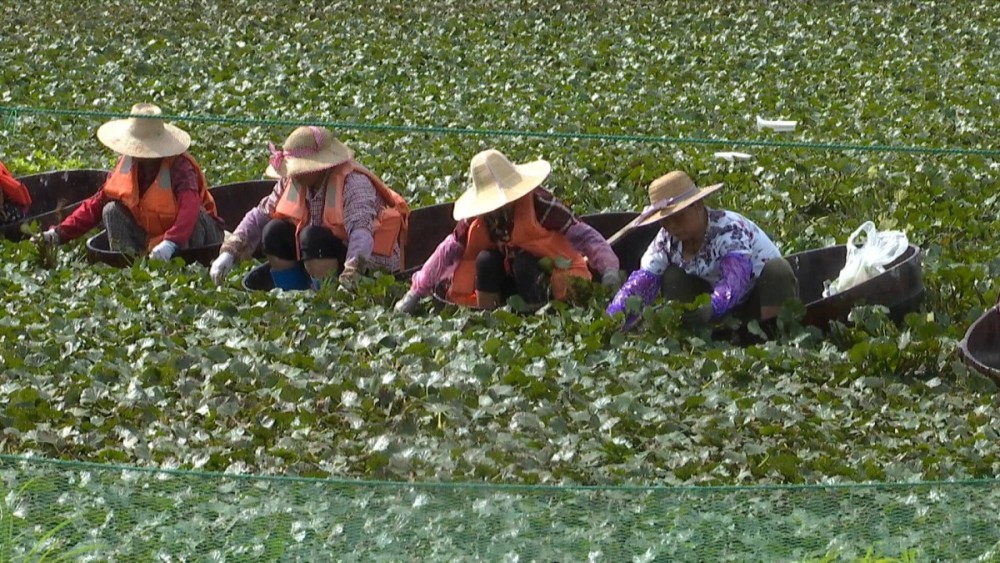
[272,161,410,265]
[447,192,591,306]
[101,153,218,250]
[0,160,32,209]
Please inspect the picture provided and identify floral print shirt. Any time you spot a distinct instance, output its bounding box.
[641,208,781,284]
[607,208,782,322]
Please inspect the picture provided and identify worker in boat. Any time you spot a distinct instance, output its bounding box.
[210,126,410,290]
[39,103,223,259]
[394,148,621,314]
[0,159,32,226]
[606,171,798,329]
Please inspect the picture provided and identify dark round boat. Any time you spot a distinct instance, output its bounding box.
[241,207,924,328]
[422,211,659,311]
[1,169,108,241]
[423,212,923,329]
[579,212,659,274]
[784,243,924,328]
[85,179,276,267]
[959,305,1000,384]
[241,202,459,291]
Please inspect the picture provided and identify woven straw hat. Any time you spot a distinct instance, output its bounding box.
[452,149,551,220]
[96,103,191,158]
[264,126,354,178]
[635,171,723,226]
[607,171,723,245]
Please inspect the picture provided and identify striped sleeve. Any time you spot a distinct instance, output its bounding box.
[532,188,578,234]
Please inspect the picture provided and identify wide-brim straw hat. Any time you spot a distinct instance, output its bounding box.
[452,149,551,220]
[96,103,191,158]
[636,171,723,226]
[264,126,354,178]
[607,171,723,245]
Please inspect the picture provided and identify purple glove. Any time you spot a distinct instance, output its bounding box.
[709,253,754,319]
[606,269,661,329]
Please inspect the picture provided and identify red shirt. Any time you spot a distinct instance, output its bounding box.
[0,160,31,212]
[56,156,206,245]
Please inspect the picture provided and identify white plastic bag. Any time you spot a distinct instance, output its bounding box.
[823,221,908,298]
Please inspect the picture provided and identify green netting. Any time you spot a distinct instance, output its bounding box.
[2,455,999,561]
[3,104,1000,157]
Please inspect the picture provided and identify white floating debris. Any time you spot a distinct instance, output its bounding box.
[714,151,753,162]
[756,116,797,132]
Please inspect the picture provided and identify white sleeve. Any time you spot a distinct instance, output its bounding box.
[638,228,672,275]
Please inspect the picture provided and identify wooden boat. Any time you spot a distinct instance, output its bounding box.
[241,206,924,330]
[242,208,660,292]
[598,217,925,329]
[1,169,108,241]
[424,212,924,329]
[241,202,459,291]
[85,179,276,267]
[784,243,924,328]
[419,211,658,311]
[579,212,659,273]
[959,305,1000,384]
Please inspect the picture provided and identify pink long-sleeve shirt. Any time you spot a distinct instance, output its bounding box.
[408,188,618,297]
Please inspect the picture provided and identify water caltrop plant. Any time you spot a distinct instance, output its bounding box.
[4,1,1000,560]
[0,0,998,488]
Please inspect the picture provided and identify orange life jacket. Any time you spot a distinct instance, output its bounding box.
[0,160,32,209]
[101,153,218,250]
[272,161,410,265]
[447,192,591,306]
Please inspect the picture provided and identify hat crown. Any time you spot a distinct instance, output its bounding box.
[452,149,551,220]
[648,171,697,204]
[470,149,525,194]
[97,102,190,158]
[264,126,354,178]
[126,103,166,138]
[282,126,330,152]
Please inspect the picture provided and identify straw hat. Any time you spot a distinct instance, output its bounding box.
[264,126,354,178]
[606,172,723,245]
[452,149,551,220]
[635,171,723,226]
[96,103,191,158]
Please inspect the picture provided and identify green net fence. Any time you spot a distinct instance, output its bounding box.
[2,455,999,561]
[5,104,1000,157]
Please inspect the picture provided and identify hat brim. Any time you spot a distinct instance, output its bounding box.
[97,120,191,158]
[264,148,355,179]
[452,160,551,221]
[635,183,723,227]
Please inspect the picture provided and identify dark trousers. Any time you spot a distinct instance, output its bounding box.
[661,258,799,321]
[0,201,25,225]
[102,201,223,253]
[261,219,347,267]
[475,249,548,304]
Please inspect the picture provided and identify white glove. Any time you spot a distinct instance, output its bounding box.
[149,240,179,261]
[394,291,422,315]
[40,228,60,246]
[338,261,359,290]
[210,252,236,286]
[601,270,623,291]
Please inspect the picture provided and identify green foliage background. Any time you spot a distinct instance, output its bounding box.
[1,0,999,488]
